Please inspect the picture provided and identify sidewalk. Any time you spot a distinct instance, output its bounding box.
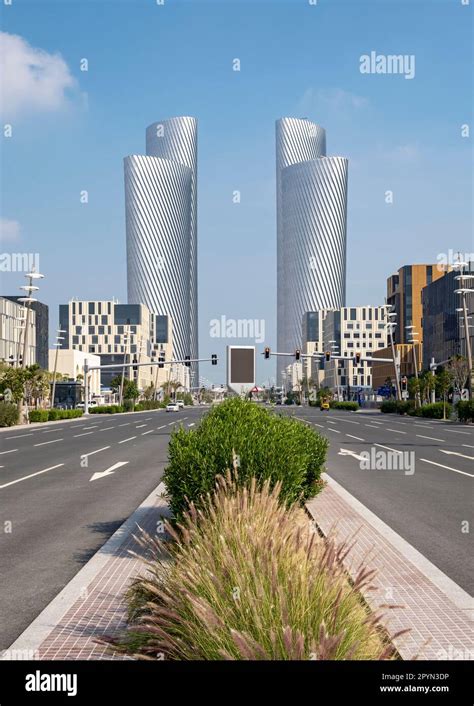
[5,475,472,661]
[306,475,473,661]
[4,482,170,660]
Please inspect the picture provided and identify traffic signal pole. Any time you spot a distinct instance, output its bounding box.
[82,356,218,414]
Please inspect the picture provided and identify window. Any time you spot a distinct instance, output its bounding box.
[75,326,82,334]
[88,302,95,315]
[350,308,357,320]
[73,335,79,345]
[375,333,382,338]
[347,323,353,330]
[89,345,96,353]
[92,335,98,344]
[117,325,124,334]
[114,335,121,344]
[366,323,372,329]
[354,333,360,339]
[347,342,354,348]
[98,326,105,335]
[88,326,95,335]
[101,315,107,325]
[344,333,350,339]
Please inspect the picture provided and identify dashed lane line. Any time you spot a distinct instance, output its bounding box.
[34,438,64,447]
[386,428,407,434]
[419,458,474,479]
[374,443,403,454]
[118,436,136,444]
[416,434,446,442]
[141,430,154,436]
[0,448,17,455]
[73,432,95,438]
[346,434,365,441]
[5,433,34,439]
[0,463,65,490]
[82,446,110,458]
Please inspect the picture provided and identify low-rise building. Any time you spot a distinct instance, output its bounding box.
[48,348,101,400]
[0,296,36,366]
[371,343,422,391]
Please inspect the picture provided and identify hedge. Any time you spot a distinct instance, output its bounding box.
[29,408,84,423]
[89,405,125,414]
[134,400,165,412]
[0,402,19,427]
[456,400,474,423]
[330,401,359,411]
[419,402,452,419]
[164,397,328,519]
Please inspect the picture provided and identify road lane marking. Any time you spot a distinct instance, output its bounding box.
[6,433,34,439]
[100,426,115,431]
[419,458,474,478]
[73,432,94,438]
[141,430,154,435]
[187,423,195,427]
[118,423,130,427]
[338,448,365,461]
[90,461,129,482]
[118,436,136,444]
[368,421,383,425]
[414,423,433,428]
[145,417,152,420]
[440,449,474,461]
[82,425,99,430]
[416,434,445,442]
[386,428,406,434]
[462,444,474,449]
[327,428,341,433]
[374,443,402,454]
[135,424,147,428]
[327,420,338,425]
[313,423,324,428]
[445,429,471,435]
[156,425,166,430]
[0,463,65,489]
[83,446,110,457]
[365,424,381,429]
[0,448,18,455]
[34,438,63,447]
[346,434,365,441]
[42,428,64,433]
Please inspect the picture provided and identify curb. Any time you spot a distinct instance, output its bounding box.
[3,480,168,658]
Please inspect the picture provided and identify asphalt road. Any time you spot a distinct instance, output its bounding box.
[0,406,208,649]
[0,403,472,648]
[278,406,473,595]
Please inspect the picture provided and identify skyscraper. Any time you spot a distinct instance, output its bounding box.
[125,117,198,385]
[276,117,348,382]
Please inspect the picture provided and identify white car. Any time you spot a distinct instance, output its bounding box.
[166,403,180,412]
[175,400,185,409]
[77,400,98,409]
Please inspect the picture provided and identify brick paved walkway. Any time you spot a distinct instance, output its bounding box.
[306,475,473,661]
[8,482,170,661]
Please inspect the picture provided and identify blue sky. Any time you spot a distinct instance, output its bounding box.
[1,0,472,384]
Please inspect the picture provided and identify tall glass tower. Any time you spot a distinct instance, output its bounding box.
[276,117,347,382]
[125,117,198,386]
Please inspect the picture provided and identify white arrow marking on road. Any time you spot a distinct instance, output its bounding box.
[89,461,129,482]
[338,448,366,461]
[440,449,474,461]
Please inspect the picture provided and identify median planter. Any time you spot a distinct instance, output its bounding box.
[164,397,328,519]
[115,474,393,661]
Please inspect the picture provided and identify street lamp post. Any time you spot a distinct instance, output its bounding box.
[50,329,66,408]
[406,325,420,406]
[385,307,402,400]
[17,269,44,423]
[453,263,474,400]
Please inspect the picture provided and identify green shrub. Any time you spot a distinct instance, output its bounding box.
[119,474,391,661]
[456,400,474,423]
[330,401,359,411]
[0,402,19,427]
[124,398,135,412]
[419,402,452,419]
[134,400,163,412]
[90,405,125,414]
[164,397,328,519]
[29,409,49,423]
[380,399,397,413]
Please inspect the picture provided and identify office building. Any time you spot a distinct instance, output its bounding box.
[125,117,198,386]
[0,296,36,366]
[276,117,348,382]
[3,296,48,369]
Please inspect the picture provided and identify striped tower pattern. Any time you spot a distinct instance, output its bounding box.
[276,117,347,383]
[276,118,327,380]
[146,118,198,386]
[124,154,192,365]
[281,157,348,358]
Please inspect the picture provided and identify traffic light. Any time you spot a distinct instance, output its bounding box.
[264,347,270,359]
[295,349,301,361]
[325,351,331,362]
[158,352,165,369]
[355,352,361,365]
[401,375,408,390]
[185,355,191,368]
[132,357,138,372]
[211,354,217,366]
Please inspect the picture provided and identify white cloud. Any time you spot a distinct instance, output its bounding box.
[0,32,76,118]
[0,218,21,241]
[297,88,369,114]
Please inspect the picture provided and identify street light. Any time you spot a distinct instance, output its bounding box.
[453,261,474,399]
[17,269,44,423]
[406,324,421,406]
[50,329,66,409]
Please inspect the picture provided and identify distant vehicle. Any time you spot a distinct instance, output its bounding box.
[275,400,282,405]
[77,400,98,409]
[166,403,180,412]
[175,400,185,409]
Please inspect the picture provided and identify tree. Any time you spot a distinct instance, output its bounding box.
[436,370,452,420]
[447,356,469,395]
